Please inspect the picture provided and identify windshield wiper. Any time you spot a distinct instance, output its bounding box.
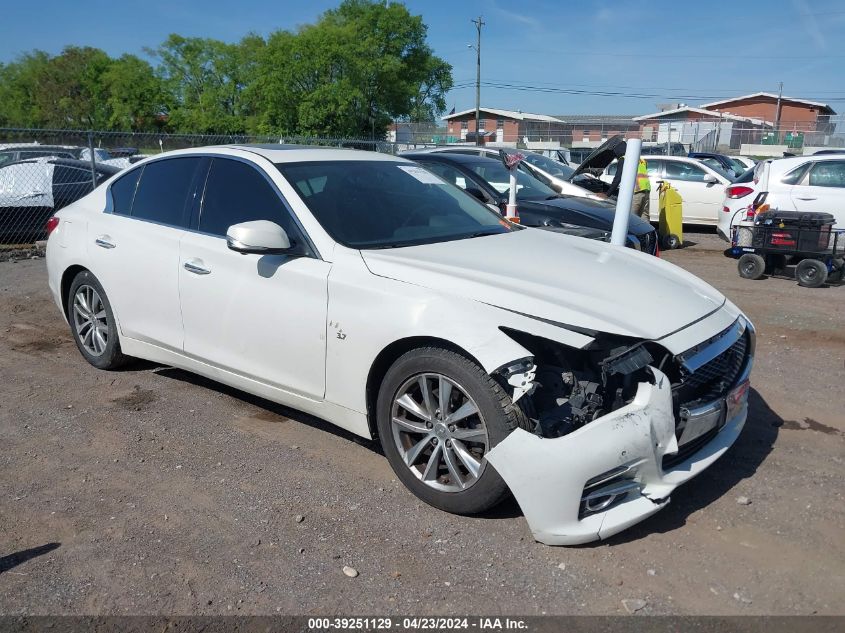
[467,229,505,238]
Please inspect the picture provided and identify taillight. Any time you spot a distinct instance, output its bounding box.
[46,216,60,236]
[726,185,753,199]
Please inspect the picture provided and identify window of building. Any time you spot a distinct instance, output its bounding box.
[461,121,468,130]
[497,119,504,129]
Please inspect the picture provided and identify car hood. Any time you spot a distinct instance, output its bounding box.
[518,196,653,234]
[570,135,626,179]
[361,228,725,341]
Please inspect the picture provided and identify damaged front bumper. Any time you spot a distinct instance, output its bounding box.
[485,365,750,546]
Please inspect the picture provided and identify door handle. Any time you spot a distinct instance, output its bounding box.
[796,196,817,201]
[95,236,116,249]
[183,259,211,275]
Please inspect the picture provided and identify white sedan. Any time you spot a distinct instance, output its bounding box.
[46,145,754,545]
[601,156,732,225]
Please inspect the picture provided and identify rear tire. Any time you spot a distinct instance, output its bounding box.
[737,253,766,280]
[795,259,828,288]
[67,270,128,370]
[376,347,531,515]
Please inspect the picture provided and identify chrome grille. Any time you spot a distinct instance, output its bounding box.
[674,319,751,409]
[680,333,748,406]
[662,318,754,471]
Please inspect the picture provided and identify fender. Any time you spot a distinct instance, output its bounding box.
[323,246,596,420]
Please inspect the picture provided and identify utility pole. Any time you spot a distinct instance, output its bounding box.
[471,16,484,146]
[775,81,783,141]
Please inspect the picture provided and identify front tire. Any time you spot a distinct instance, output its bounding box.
[737,253,766,280]
[376,347,530,515]
[67,270,128,370]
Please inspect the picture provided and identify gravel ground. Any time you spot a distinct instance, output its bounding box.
[0,231,843,616]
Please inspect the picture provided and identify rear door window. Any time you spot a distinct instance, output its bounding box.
[664,161,707,182]
[53,166,92,185]
[130,158,203,227]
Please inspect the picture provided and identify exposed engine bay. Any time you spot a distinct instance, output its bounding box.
[499,329,678,439]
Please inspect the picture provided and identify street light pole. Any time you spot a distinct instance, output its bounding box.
[471,16,484,146]
[775,81,783,141]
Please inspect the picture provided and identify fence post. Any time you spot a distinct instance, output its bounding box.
[87,131,97,188]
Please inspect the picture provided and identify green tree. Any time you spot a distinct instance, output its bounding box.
[32,46,113,128]
[253,0,453,137]
[409,57,453,123]
[102,54,167,131]
[150,34,261,134]
[0,51,51,127]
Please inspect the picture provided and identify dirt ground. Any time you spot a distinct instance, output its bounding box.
[0,232,843,616]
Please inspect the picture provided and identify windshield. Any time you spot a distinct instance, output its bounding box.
[466,160,558,200]
[520,152,576,179]
[276,160,516,249]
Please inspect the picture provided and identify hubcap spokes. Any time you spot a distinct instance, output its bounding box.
[390,373,488,492]
[73,285,108,356]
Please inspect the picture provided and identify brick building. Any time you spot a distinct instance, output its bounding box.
[442,107,566,145]
[699,92,835,134]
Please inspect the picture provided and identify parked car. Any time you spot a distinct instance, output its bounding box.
[640,142,687,156]
[729,156,757,171]
[403,151,658,255]
[601,155,731,225]
[688,152,744,179]
[405,146,610,200]
[812,149,845,156]
[46,145,754,545]
[0,157,118,241]
[717,168,757,241]
[0,144,80,168]
[716,155,845,241]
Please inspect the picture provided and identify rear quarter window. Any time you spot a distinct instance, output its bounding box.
[109,168,142,215]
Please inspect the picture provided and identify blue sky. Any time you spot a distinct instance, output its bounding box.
[3,0,845,115]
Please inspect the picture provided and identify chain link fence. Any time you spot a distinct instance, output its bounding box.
[3,121,845,249]
[0,128,440,249]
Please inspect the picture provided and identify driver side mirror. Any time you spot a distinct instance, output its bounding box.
[226,220,292,255]
[702,174,718,184]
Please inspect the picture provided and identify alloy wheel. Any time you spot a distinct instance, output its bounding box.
[390,373,489,493]
[72,285,109,356]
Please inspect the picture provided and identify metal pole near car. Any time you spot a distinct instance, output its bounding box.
[87,131,97,188]
[610,138,642,247]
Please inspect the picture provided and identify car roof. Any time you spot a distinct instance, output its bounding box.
[402,151,499,166]
[0,156,118,173]
[225,144,405,164]
[689,152,729,159]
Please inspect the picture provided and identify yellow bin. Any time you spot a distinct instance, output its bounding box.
[658,181,683,249]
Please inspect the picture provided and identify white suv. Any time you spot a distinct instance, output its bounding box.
[717,155,845,241]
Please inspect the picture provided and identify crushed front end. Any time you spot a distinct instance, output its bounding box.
[486,314,755,545]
